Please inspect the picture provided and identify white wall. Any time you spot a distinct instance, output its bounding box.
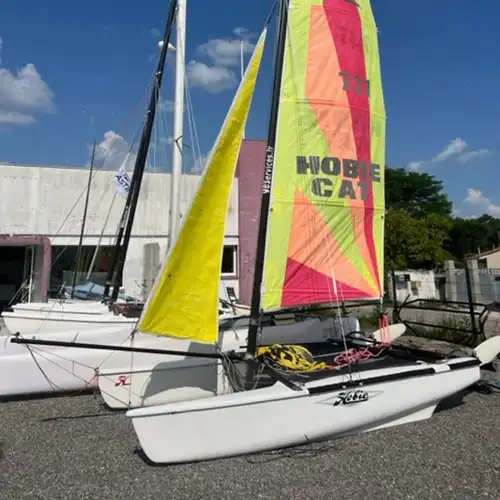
[393,270,438,303]
[0,164,239,295]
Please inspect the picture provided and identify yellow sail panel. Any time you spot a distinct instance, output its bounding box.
[138,28,267,343]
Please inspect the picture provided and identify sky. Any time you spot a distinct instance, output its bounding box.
[0,0,498,218]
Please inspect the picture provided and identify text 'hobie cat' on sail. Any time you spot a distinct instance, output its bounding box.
[137,28,268,344]
[260,0,386,311]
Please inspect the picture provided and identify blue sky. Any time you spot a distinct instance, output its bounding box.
[0,0,498,218]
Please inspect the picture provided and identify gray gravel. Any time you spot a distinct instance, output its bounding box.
[1,381,500,500]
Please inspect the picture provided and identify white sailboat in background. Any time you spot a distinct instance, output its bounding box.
[0,0,232,398]
[0,0,237,336]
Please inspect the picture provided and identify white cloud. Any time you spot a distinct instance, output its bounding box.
[159,136,173,145]
[149,27,161,38]
[158,98,174,112]
[190,154,207,174]
[93,130,137,172]
[465,188,484,205]
[406,137,493,171]
[0,63,55,112]
[464,188,500,217]
[0,110,36,126]
[149,134,173,153]
[233,27,255,40]
[0,39,55,128]
[197,38,255,67]
[0,37,3,65]
[407,160,425,171]
[432,138,467,162]
[185,27,254,94]
[457,148,491,164]
[186,61,237,93]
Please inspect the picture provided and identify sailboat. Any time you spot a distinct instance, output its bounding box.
[0,0,227,398]
[0,0,233,337]
[117,0,500,464]
[1,9,183,337]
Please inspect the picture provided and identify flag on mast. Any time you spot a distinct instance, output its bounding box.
[115,156,131,198]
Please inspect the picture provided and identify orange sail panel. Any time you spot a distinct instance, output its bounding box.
[261,0,386,310]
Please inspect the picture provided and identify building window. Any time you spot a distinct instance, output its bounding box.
[221,245,237,276]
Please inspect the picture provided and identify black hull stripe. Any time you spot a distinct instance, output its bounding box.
[308,358,480,396]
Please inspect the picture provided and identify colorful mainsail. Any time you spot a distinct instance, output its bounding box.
[138,28,267,343]
[261,0,386,310]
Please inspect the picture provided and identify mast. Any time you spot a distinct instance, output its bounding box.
[169,0,186,247]
[240,39,245,139]
[246,0,288,356]
[110,0,178,302]
[102,172,133,301]
[71,140,96,298]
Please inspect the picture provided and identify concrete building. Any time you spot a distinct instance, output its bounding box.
[477,247,500,269]
[0,140,268,311]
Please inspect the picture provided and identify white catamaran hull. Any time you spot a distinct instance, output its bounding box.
[0,315,358,401]
[0,326,240,399]
[127,357,480,464]
[10,300,110,314]
[98,316,360,409]
[3,294,247,336]
[1,308,136,335]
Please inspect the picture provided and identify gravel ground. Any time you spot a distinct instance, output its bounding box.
[1,379,500,500]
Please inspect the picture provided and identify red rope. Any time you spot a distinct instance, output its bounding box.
[326,313,393,370]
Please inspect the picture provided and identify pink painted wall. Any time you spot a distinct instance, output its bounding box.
[236,139,267,305]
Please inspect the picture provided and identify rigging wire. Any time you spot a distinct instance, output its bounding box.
[11,62,166,303]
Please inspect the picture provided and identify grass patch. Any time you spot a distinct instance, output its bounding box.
[414,299,447,310]
[358,309,381,331]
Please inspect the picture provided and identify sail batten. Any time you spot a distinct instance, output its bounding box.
[138,28,267,343]
[260,0,386,311]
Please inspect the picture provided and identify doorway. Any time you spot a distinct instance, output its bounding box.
[0,246,27,312]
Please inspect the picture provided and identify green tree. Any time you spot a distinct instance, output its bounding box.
[477,215,500,248]
[384,210,452,271]
[385,168,452,218]
[446,215,500,259]
[446,218,489,259]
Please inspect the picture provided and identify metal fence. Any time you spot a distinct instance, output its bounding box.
[386,259,500,346]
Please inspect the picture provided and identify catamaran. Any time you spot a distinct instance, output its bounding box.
[116,0,500,464]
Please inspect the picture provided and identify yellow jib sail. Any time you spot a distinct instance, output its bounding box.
[138,28,267,344]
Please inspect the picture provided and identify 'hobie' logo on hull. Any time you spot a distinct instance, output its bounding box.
[333,390,369,405]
